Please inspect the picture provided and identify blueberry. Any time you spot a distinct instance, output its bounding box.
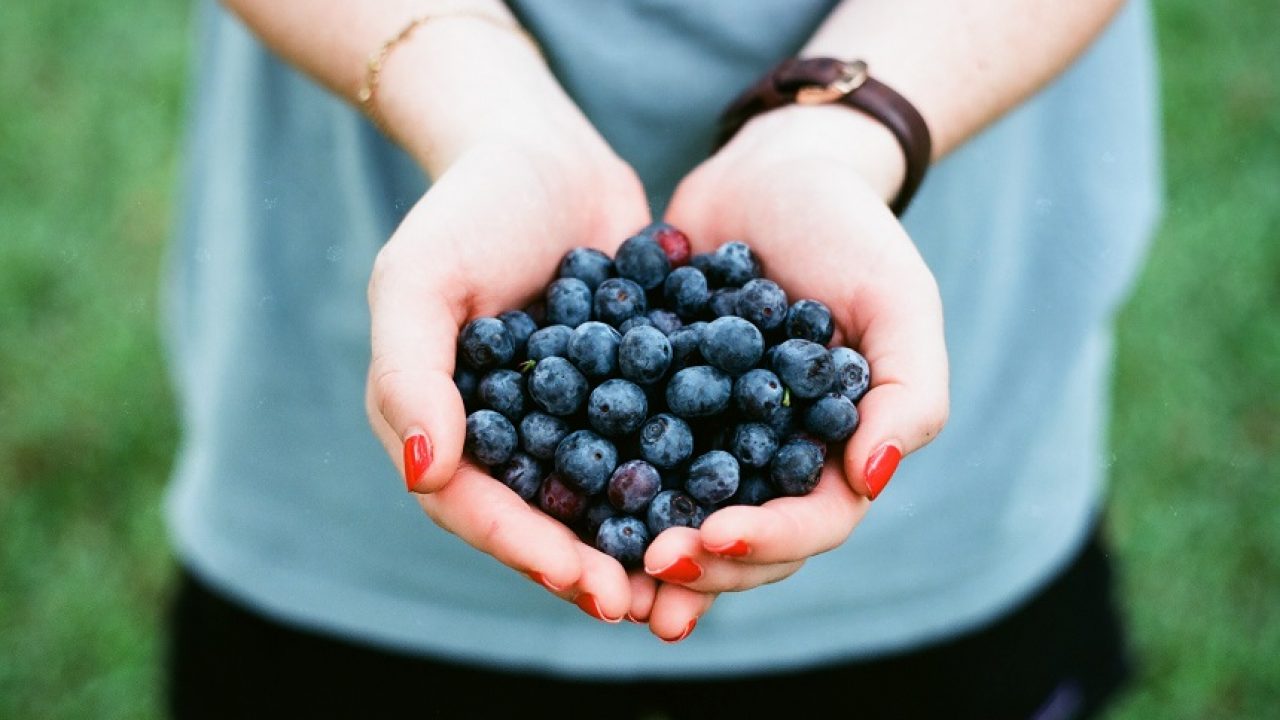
[454,366,479,406]
[477,368,526,421]
[646,309,683,336]
[546,277,593,327]
[642,221,692,268]
[667,322,707,369]
[526,324,572,362]
[618,325,672,385]
[666,365,733,418]
[554,429,618,495]
[587,379,648,437]
[567,321,622,379]
[498,310,538,357]
[700,316,764,375]
[733,368,785,420]
[785,299,835,345]
[558,247,613,291]
[730,423,779,468]
[519,411,570,460]
[707,287,740,318]
[690,253,714,276]
[498,452,544,501]
[593,277,648,328]
[618,315,654,334]
[638,413,695,469]
[732,470,778,506]
[596,516,651,568]
[607,459,662,513]
[458,317,515,371]
[663,266,710,320]
[465,409,518,466]
[771,339,836,399]
[614,234,671,291]
[685,450,740,505]
[735,279,788,333]
[770,437,826,496]
[646,489,708,536]
[763,403,797,439]
[709,241,761,287]
[537,473,588,523]
[830,346,872,403]
[804,393,860,442]
[528,356,589,416]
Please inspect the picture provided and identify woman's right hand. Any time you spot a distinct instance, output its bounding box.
[365,129,654,623]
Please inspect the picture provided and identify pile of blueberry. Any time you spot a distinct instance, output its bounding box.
[455,223,870,567]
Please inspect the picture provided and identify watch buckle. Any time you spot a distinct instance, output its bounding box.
[795,59,869,105]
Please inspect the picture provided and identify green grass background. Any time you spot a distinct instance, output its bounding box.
[1,0,1276,717]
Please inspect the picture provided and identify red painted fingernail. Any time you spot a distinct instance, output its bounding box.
[574,593,621,623]
[525,571,565,593]
[707,540,750,557]
[403,434,432,492]
[662,618,698,644]
[864,444,902,500]
[647,557,703,584]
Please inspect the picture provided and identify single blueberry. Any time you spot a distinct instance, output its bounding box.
[646,309,683,336]
[735,279,789,333]
[732,470,778,506]
[582,497,619,541]
[545,277,593,327]
[830,346,872,403]
[641,221,692,268]
[593,277,648,328]
[554,429,619,495]
[771,338,836,399]
[537,473,588,524]
[708,241,761,287]
[519,411,570,460]
[498,452,545,501]
[567,321,622,379]
[454,366,479,406]
[498,310,538,357]
[618,325,673,386]
[707,287,740,318]
[666,365,733,418]
[618,315,654,334]
[733,368,785,420]
[690,252,714,277]
[465,409,518,467]
[587,379,649,437]
[763,403,797,439]
[477,368,526,421]
[558,247,613,291]
[607,459,662,513]
[785,299,835,345]
[646,489,708,536]
[638,413,695,469]
[663,266,710,320]
[685,450,740,506]
[667,322,707,369]
[526,324,572,362]
[596,516,651,568]
[730,423,780,469]
[614,234,671,291]
[770,437,826,496]
[700,316,765,376]
[458,317,515,371]
[528,356,589,416]
[804,393,860,442]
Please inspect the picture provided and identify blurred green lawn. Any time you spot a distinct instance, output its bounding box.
[1,0,1276,717]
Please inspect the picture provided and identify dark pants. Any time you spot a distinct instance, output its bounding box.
[167,528,1131,719]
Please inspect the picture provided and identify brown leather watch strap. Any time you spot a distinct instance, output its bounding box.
[715,58,932,216]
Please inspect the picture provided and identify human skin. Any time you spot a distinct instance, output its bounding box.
[221,0,1125,641]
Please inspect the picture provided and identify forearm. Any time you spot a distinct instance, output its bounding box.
[220,0,606,177]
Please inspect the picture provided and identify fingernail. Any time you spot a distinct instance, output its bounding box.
[646,557,703,584]
[403,433,432,493]
[662,618,698,644]
[707,540,750,557]
[525,571,565,593]
[625,612,644,624]
[864,444,902,500]
[574,593,622,623]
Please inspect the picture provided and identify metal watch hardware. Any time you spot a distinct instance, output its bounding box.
[795,59,869,105]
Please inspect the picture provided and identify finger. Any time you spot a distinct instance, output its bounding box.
[416,462,584,590]
[648,583,717,644]
[626,570,658,624]
[643,526,804,594]
[568,543,633,624]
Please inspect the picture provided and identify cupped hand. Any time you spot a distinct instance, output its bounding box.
[365,134,654,623]
[635,104,951,640]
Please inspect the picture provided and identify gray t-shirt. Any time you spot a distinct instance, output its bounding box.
[164,0,1161,676]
